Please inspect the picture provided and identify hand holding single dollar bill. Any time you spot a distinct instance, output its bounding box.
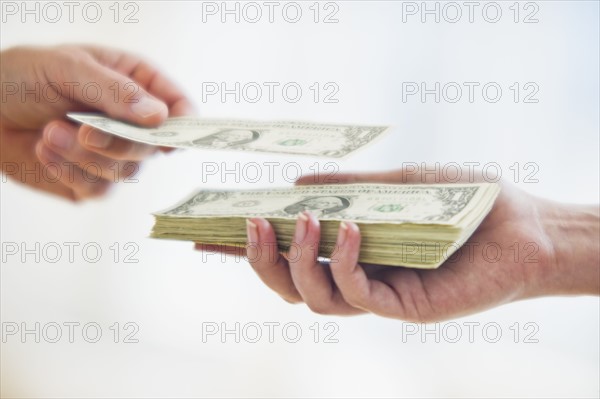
[67,113,390,158]
[151,183,501,268]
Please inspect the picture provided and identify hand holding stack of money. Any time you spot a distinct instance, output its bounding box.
[151,183,500,268]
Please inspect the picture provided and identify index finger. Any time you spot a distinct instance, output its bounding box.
[84,46,196,117]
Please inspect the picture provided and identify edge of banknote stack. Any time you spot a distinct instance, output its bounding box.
[150,183,501,269]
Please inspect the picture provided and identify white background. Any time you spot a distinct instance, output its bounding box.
[1,1,599,397]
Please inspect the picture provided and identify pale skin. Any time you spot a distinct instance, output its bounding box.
[212,168,599,322]
[0,45,194,200]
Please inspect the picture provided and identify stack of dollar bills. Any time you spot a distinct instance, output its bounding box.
[150,183,500,268]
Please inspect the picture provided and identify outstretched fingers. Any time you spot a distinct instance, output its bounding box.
[246,218,303,304]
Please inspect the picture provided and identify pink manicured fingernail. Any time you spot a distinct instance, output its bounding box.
[295,212,309,242]
[48,125,73,150]
[338,222,349,245]
[131,96,168,119]
[85,129,113,149]
[246,219,258,243]
[246,219,259,261]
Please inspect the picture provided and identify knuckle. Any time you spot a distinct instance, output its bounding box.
[280,294,303,305]
[52,48,94,78]
[343,291,368,309]
[305,300,334,315]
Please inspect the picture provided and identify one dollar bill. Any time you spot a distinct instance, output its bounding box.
[67,113,390,158]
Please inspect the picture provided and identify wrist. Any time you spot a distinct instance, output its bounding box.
[531,199,600,297]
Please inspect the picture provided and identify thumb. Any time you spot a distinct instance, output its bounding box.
[68,58,168,127]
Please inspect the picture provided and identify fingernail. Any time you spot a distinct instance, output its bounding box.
[246,219,259,261]
[338,222,348,245]
[130,96,168,119]
[246,219,258,243]
[48,125,73,150]
[85,129,113,149]
[295,212,309,242]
